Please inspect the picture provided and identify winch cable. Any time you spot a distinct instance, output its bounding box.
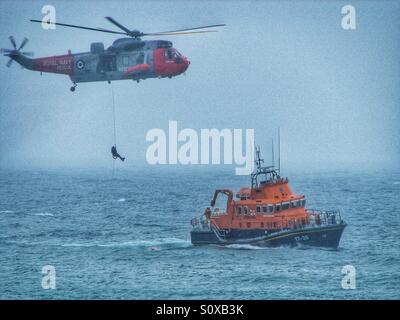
[111,83,117,177]
[111,83,117,148]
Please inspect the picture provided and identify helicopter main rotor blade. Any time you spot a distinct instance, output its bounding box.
[30,18,225,38]
[30,19,127,36]
[146,24,226,35]
[105,17,132,35]
[18,37,29,51]
[9,36,17,49]
[145,30,219,36]
[0,48,13,53]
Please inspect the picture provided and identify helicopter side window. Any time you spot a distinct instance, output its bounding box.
[268,205,274,213]
[136,53,144,65]
[256,205,261,213]
[122,56,129,66]
[243,206,248,216]
[236,206,242,215]
[99,55,117,72]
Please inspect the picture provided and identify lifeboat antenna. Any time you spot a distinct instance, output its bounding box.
[278,127,281,174]
[255,146,264,170]
[271,138,275,168]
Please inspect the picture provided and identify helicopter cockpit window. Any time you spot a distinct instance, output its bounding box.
[174,50,182,58]
[164,49,173,60]
[164,49,182,62]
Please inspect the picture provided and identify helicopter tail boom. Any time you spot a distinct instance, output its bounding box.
[31,54,74,75]
[7,53,74,75]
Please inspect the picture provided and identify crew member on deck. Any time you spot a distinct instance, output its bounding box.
[204,207,212,220]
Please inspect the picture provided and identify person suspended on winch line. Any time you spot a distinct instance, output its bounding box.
[111,145,125,162]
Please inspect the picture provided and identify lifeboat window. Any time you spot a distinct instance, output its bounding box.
[291,201,297,208]
[243,206,248,215]
[256,205,261,213]
[275,204,281,212]
[282,202,290,210]
[237,206,242,215]
[268,205,274,213]
[300,199,306,207]
[262,206,268,213]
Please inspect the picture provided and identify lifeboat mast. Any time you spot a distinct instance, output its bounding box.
[251,129,282,189]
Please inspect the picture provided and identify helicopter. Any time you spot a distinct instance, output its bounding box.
[1,17,225,91]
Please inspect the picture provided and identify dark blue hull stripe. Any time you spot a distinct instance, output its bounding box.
[191,224,346,248]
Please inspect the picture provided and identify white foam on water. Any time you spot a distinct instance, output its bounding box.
[62,238,191,249]
[225,244,266,250]
[0,210,14,214]
[117,198,126,202]
[62,243,93,247]
[33,212,55,217]
[393,181,400,185]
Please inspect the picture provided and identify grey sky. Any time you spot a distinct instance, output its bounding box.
[0,0,399,171]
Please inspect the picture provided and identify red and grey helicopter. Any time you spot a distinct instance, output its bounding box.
[1,17,225,91]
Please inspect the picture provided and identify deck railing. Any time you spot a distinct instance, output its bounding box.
[306,209,343,226]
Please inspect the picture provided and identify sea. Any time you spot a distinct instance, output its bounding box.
[0,167,399,299]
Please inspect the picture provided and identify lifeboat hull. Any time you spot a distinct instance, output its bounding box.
[191,223,346,248]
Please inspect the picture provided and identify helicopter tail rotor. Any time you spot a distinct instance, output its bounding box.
[1,36,33,67]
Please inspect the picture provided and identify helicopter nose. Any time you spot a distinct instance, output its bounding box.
[182,58,190,72]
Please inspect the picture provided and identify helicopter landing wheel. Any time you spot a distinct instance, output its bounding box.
[70,83,77,92]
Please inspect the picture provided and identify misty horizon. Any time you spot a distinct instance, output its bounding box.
[1,0,399,172]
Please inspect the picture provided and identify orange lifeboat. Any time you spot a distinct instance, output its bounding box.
[190,148,346,248]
